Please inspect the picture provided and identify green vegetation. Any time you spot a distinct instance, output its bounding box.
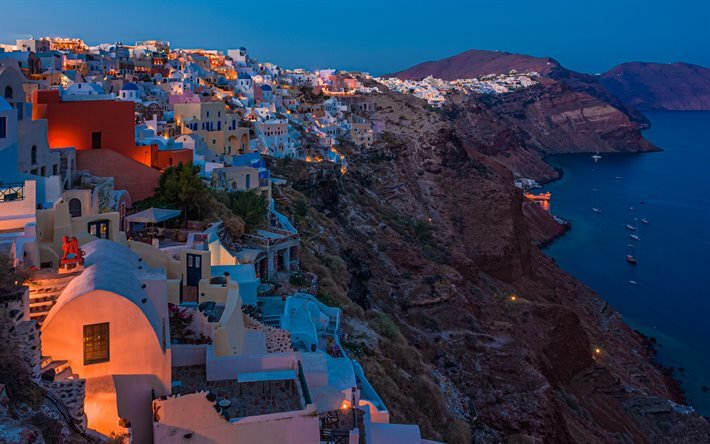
[368,311,399,340]
[289,271,308,287]
[294,198,308,218]
[135,162,210,220]
[214,189,267,232]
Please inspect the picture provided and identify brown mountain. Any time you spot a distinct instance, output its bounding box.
[385,49,656,181]
[599,62,710,110]
[385,49,560,80]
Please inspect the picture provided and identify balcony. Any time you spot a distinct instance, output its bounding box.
[0,183,25,202]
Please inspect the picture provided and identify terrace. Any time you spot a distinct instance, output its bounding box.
[171,365,306,418]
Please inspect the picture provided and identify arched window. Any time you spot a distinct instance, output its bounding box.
[4,86,12,101]
[30,146,37,165]
[68,198,82,218]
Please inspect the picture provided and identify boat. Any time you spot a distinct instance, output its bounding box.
[615,176,623,180]
[626,255,638,265]
[630,234,641,241]
[629,280,638,285]
[625,224,636,231]
[641,218,649,224]
[592,154,602,163]
[592,188,601,213]
[629,206,635,211]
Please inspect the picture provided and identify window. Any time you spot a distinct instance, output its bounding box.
[0,116,6,139]
[245,174,250,189]
[88,219,110,239]
[83,322,109,365]
[31,146,37,165]
[4,85,13,100]
[91,132,102,149]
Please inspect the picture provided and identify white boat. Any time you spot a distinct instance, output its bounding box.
[630,234,641,241]
[592,208,602,214]
[615,176,623,180]
[625,224,636,231]
[641,218,649,224]
[629,280,638,285]
[627,255,638,265]
[592,154,602,163]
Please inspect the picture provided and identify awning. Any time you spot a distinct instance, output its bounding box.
[125,207,181,224]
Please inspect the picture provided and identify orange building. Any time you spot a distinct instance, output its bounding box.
[32,90,192,201]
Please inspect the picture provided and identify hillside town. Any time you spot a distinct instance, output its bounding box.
[0,36,436,443]
[376,72,539,107]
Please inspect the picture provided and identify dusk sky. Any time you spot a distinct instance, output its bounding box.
[0,0,708,75]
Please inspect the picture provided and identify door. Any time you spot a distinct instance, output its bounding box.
[186,253,202,287]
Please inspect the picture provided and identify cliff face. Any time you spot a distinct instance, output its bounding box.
[386,49,656,182]
[449,79,656,182]
[600,62,710,110]
[271,86,710,442]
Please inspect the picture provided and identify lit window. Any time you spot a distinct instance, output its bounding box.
[83,322,109,365]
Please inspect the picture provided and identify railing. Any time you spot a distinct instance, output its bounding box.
[297,360,312,405]
[0,182,25,202]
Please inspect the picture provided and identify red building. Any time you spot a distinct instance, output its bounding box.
[32,90,192,201]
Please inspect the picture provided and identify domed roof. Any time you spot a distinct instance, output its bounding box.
[261,84,272,91]
[238,72,252,80]
[122,82,139,91]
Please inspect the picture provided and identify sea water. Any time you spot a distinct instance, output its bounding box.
[542,111,710,415]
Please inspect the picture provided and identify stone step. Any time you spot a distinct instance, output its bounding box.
[29,294,59,304]
[43,359,70,375]
[29,290,62,300]
[29,300,56,312]
[54,367,76,382]
[29,312,48,322]
[40,355,53,367]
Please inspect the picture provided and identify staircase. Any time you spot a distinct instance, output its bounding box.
[40,355,86,426]
[261,313,282,328]
[41,357,73,381]
[27,274,75,326]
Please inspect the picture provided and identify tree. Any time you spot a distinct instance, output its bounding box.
[214,190,267,232]
[153,162,211,220]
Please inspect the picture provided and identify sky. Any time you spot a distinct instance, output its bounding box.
[0,0,708,76]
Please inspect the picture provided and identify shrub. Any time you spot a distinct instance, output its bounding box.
[29,413,63,444]
[294,199,308,218]
[215,190,267,232]
[368,311,399,340]
[289,271,307,287]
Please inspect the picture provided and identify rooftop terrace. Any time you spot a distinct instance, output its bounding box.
[171,365,305,418]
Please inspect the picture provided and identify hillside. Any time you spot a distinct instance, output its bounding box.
[385,49,560,80]
[600,62,710,110]
[268,86,710,442]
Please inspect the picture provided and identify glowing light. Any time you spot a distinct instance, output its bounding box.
[510,295,517,301]
[594,347,601,355]
[340,400,350,410]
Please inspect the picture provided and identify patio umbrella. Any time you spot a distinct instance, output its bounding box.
[125,207,181,223]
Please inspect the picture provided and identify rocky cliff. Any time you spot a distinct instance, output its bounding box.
[269,85,710,443]
[387,49,656,182]
[600,62,710,110]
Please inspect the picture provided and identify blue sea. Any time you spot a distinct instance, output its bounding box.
[542,112,710,415]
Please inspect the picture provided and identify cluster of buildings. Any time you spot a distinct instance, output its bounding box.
[0,37,434,443]
[377,72,540,107]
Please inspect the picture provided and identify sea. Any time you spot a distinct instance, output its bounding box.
[541,111,710,416]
